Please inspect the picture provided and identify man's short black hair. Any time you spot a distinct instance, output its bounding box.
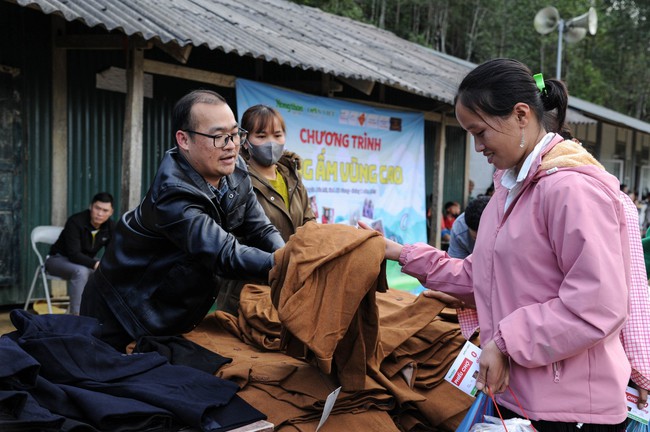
[92,192,114,207]
[171,89,227,142]
[444,201,459,211]
[465,195,491,232]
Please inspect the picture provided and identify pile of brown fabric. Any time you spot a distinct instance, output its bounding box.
[269,223,388,391]
[186,289,474,431]
[187,312,398,431]
[185,224,475,431]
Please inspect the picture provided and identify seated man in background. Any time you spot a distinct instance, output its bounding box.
[45,192,115,315]
[81,90,284,352]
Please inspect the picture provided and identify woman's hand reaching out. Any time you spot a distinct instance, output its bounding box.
[357,220,404,260]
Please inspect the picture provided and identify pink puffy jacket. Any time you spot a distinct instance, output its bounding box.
[400,137,631,424]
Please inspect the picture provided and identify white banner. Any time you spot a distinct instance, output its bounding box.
[236,79,426,291]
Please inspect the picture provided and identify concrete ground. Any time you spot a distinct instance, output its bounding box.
[0,305,18,335]
[0,299,70,335]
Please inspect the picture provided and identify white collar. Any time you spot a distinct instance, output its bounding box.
[501,132,556,190]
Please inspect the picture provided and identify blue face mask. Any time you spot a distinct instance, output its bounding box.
[247,141,284,166]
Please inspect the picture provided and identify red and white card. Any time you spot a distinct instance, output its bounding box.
[626,386,650,425]
[445,340,482,397]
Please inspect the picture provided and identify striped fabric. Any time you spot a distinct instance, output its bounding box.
[620,192,650,391]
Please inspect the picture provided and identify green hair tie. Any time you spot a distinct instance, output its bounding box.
[533,73,547,96]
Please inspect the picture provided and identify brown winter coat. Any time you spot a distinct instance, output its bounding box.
[247,151,315,242]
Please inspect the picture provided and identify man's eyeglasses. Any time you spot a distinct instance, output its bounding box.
[183,128,248,149]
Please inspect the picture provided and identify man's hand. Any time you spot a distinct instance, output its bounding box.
[475,340,509,394]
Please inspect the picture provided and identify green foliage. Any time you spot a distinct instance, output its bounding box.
[287,0,650,121]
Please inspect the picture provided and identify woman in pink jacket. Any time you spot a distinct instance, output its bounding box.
[365,58,631,431]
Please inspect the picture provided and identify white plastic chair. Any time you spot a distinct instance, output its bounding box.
[23,226,64,314]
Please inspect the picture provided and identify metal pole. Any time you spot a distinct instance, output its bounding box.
[556,19,564,80]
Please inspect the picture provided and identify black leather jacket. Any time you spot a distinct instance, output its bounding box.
[90,148,284,338]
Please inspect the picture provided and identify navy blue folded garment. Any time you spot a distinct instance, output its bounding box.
[9,311,169,383]
[0,390,65,431]
[32,376,175,431]
[0,333,173,431]
[134,335,232,374]
[0,336,40,385]
[202,394,267,431]
[7,310,267,431]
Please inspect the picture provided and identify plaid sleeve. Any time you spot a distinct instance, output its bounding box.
[620,192,650,391]
[457,308,480,340]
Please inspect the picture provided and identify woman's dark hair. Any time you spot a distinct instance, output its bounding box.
[171,90,227,142]
[455,58,569,135]
[241,104,286,135]
[240,104,286,159]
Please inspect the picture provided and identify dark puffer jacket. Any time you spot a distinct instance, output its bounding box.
[87,148,284,339]
[49,209,114,269]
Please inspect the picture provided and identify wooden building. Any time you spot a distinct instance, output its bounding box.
[1,0,649,305]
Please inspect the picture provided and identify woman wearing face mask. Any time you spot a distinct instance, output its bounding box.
[240,104,315,242]
[215,105,315,314]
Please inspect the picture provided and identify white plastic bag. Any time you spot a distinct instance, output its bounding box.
[469,415,536,431]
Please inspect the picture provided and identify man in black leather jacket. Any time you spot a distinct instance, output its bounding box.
[80,90,285,351]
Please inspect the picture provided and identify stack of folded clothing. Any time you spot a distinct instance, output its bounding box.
[186,287,473,431]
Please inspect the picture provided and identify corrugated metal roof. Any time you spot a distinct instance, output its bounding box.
[13,0,649,132]
[569,96,650,134]
[15,0,469,104]
[565,106,597,125]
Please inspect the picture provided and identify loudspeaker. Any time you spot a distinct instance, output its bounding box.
[565,7,598,35]
[563,27,588,44]
[563,7,597,43]
[534,6,560,35]
[534,6,598,43]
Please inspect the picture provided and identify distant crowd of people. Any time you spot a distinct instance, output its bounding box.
[621,183,650,235]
